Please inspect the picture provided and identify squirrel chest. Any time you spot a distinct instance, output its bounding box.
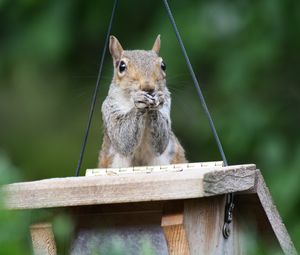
[133,110,168,166]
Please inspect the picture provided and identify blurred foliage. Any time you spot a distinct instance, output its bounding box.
[0,152,74,254]
[0,0,300,253]
[0,152,31,255]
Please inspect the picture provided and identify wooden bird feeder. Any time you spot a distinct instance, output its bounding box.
[2,161,297,254]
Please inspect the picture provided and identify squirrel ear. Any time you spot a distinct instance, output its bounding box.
[109,36,124,61]
[152,35,161,54]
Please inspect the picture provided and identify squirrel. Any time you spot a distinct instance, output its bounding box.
[98,35,187,168]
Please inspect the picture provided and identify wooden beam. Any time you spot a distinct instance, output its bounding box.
[255,171,297,255]
[2,164,256,210]
[234,193,284,253]
[183,197,242,255]
[161,201,190,255]
[162,224,190,255]
[30,223,57,255]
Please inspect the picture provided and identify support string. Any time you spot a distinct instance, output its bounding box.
[75,0,119,177]
[161,0,233,239]
[162,0,228,167]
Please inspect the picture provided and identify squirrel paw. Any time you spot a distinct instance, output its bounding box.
[155,91,165,107]
[133,91,162,109]
[148,91,165,108]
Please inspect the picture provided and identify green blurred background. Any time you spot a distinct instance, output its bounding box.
[1,0,300,253]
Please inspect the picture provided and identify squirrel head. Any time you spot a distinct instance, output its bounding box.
[109,35,167,93]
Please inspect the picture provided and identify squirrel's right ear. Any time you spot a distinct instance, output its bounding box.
[109,36,124,61]
[152,35,161,54]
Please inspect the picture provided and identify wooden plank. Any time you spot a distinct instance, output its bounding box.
[203,166,257,196]
[183,197,242,255]
[30,223,57,255]
[255,171,297,255]
[162,225,190,255]
[3,164,256,210]
[161,202,190,255]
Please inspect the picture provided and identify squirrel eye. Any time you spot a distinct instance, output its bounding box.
[161,61,166,71]
[119,61,126,73]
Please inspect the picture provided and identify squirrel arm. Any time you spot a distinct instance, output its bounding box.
[148,107,171,155]
[102,98,146,156]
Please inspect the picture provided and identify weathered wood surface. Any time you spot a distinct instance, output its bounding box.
[183,197,242,255]
[30,223,57,255]
[255,171,297,255]
[3,164,256,210]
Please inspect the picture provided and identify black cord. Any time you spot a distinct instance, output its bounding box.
[162,0,228,167]
[162,0,234,239]
[75,0,119,177]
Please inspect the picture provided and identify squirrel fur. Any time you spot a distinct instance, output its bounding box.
[98,35,186,168]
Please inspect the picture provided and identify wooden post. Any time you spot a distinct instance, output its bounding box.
[161,202,190,255]
[30,223,57,255]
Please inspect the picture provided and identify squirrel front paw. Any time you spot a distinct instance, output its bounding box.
[155,91,165,107]
[133,91,164,110]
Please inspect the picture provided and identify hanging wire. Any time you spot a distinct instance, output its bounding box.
[162,0,228,167]
[75,0,119,177]
[161,0,234,239]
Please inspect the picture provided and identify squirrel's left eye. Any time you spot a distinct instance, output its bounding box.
[161,61,166,71]
[119,61,126,73]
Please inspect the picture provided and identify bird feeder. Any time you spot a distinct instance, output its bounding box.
[2,161,297,254]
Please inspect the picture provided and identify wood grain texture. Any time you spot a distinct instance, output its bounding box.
[30,223,57,255]
[161,207,190,255]
[163,225,190,255]
[255,171,298,255]
[203,166,257,196]
[183,197,242,255]
[3,164,256,210]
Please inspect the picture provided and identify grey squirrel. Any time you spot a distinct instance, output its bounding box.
[98,35,186,167]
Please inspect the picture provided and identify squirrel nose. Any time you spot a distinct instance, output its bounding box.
[143,87,155,95]
[141,82,155,94]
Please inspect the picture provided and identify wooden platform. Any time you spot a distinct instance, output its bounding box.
[2,163,297,255]
[3,163,255,210]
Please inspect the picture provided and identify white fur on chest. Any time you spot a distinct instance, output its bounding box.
[111,122,172,168]
[111,142,172,167]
